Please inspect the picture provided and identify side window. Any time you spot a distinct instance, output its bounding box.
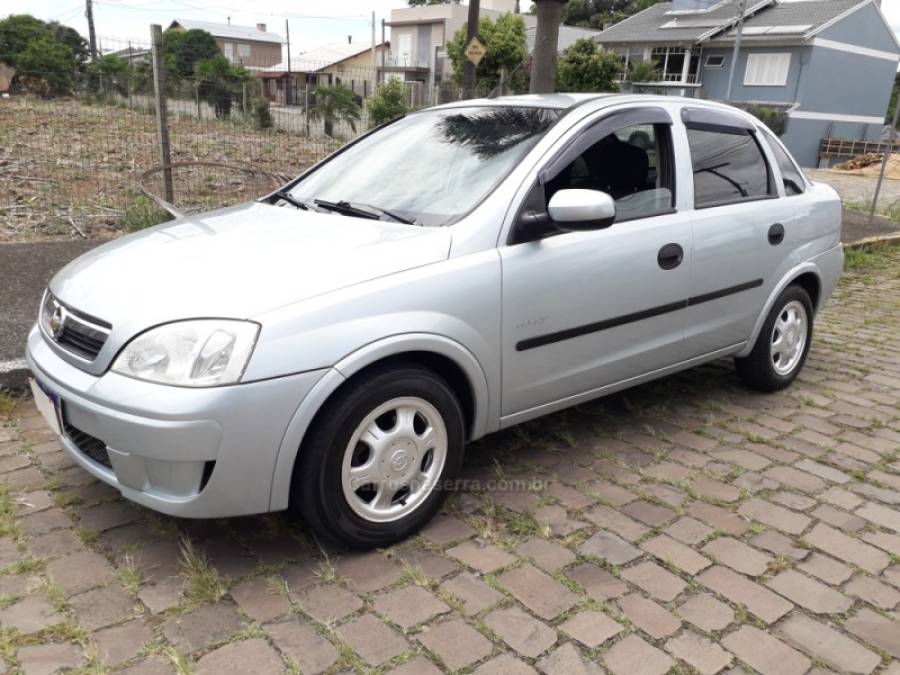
[687,127,772,208]
[760,128,805,195]
[545,123,675,223]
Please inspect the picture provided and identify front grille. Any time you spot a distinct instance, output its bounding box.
[57,325,106,360]
[63,419,112,469]
[41,293,111,362]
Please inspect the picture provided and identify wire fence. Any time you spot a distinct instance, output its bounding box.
[1,31,520,241]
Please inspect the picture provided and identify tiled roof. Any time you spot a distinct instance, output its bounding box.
[596,0,868,45]
[171,19,283,44]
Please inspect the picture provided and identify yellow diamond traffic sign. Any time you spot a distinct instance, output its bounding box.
[465,37,486,67]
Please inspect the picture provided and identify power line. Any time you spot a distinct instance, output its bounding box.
[95,0,369,20]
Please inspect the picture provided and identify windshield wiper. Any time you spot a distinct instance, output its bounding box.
[314,199,419,226]
[271,189,315,211]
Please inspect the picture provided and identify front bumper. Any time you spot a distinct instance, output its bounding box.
[26,325,327,518]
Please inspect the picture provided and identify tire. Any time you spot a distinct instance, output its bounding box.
[735,284,813,392]
[292,364,465,549]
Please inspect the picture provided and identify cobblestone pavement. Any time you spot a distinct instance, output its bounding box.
[1,251,899,675]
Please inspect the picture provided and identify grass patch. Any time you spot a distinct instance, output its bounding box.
[0,486,23,541]
[845,197,900,223]
[121,195,173,232]
[117,554,144,596]
[0,394,18,418]
[178,537,226,605]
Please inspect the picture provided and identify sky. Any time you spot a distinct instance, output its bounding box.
[5,0,900,53]
[7,0,410,52]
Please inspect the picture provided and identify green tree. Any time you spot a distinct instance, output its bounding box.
[16,37,76,96]
[367,78,408,127]
[48,21,89,69]
[447,13,528,92]
[556,38,619,92]
[887,72,900,124]
[164,28,220,80]
[561,0,665,27]
[195,55,250,118]
[86,53,128,95]
[0,14,52,68]
[310,85,361,138]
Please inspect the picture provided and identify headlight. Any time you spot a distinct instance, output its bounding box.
[112,320,259,387]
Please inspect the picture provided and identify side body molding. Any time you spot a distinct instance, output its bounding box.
[268,333,491,511]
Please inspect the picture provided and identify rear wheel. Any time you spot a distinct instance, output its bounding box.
[293,364,465,548]
[735,284,813,391]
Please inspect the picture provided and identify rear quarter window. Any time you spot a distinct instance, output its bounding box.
[760,127,806,195]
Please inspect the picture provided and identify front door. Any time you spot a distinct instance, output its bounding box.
[500,110,693,420]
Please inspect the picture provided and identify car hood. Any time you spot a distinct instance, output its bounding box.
[50,202,452,333]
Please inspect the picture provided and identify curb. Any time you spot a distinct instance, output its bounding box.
[843,232,900,248]
[0,359,29,393]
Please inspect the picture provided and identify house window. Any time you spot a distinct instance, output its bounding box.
[704,55,725,68]
[398,34,412,67]
[650,46,701,83]
[237,43,251,64]
[222,41,234,63]
[744,53,791,86]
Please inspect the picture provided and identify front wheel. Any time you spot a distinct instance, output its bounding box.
[735,284,813,391]
[292,364,465,549]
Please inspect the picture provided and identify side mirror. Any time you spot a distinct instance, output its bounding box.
[547,189,616,231]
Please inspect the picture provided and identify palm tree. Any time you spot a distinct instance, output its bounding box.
[628,60,659,84]
[530,0,568,93]
[309,85,361,138]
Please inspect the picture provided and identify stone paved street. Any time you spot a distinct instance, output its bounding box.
[1,248,899,674]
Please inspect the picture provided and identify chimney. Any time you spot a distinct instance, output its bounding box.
[257,23,266,32]
[348,35,352,44]
[227,16,231,25]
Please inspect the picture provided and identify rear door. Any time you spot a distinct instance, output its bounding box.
[678,106,797,356]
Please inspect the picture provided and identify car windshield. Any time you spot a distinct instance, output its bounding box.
[288,105,561,227]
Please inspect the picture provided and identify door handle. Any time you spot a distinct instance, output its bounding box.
[768,223,785,245]
[657,243,684,270]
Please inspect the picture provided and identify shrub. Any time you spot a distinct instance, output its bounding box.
[739,104,786,136]
[252,97,273,129]
[368,78,408,127]
[556,39,620,93]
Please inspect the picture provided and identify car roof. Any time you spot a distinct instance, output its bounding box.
[431,93,760,125]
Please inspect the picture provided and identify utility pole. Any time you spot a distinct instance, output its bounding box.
[869,102,900,225]
[463,0,480,97]
[285,19,291,105]
[85,0,98,60]
[725,0,746,101]
[371,11,377,95]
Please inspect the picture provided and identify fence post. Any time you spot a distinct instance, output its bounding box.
[305,86,310,136]
[150,24,174,204]
[242,82,249,119]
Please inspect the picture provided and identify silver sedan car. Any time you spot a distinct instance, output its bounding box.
[27,94,843,548]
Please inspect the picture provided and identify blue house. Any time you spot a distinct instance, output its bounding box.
[595,0,900,166]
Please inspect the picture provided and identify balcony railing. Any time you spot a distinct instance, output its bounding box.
[379,54,430,69]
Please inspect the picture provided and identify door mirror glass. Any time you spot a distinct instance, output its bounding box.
[547,189,616,231]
